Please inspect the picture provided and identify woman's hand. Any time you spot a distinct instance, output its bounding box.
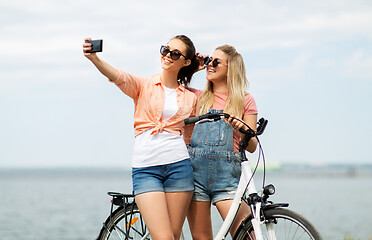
[229,114,258,153]
[81,38,119,81]
[228,114,247,132]
[83,38,98,61]
[195,52,209,72]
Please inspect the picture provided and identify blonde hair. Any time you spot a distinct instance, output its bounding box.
[198,45,249,117]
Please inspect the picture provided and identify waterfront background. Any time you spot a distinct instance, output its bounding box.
[1,1,372,239]
[1,164,371,240]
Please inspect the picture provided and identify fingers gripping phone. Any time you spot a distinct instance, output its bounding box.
[86,39,103,53]
[203,56,211,65]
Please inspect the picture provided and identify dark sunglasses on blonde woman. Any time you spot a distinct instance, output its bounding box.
[204,57,227,68]
[160,45,188,60]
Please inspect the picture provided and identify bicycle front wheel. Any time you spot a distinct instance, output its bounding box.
[97,203,151,240]
[234,207,322,240]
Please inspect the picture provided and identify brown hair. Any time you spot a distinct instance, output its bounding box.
[172,35,199,87]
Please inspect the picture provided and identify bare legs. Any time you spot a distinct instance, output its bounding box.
[216,200,251,236]
[187,199,251,240]
[188,201,213,240]
[135,191,193,240]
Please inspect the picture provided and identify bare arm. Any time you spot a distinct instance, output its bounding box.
[83,38,120,81]
[242,114,258,153]
[228,114,258,153]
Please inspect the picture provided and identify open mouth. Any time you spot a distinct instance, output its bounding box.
[163,58,173,64]
[207,68,216,73]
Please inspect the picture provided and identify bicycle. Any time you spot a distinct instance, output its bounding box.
[96,113,323,240]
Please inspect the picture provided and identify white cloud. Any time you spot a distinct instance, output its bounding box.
[2,0,371,69]
[1,0,372,167]
[341,50,372,80]
[248,53,311,89]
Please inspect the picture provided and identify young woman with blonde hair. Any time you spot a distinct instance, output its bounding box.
[187,45,258,239]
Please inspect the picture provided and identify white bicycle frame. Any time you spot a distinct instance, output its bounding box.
[213,160,277,240]
[140,159,276,240]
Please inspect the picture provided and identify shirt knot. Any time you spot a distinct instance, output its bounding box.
[151,122,166,135]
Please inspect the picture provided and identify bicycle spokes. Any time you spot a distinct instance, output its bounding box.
[126,217,139,229]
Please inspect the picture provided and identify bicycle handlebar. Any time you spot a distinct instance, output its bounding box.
[184,112,268,137]
[184,113,229,125]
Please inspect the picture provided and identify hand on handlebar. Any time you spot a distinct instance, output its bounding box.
[184,112,265,153]
[228,114,247,132]
[184,112,257,137]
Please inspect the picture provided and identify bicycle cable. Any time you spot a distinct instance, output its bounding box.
[229,116,267,199]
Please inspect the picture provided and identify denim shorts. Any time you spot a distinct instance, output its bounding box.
[189,150,242,205]
[132,159,194,196]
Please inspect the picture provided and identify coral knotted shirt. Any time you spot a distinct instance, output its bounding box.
[110,70,197,137]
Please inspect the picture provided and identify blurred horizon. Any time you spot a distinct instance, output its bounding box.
[1,161,371,171]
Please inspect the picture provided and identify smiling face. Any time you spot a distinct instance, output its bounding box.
[160,38,191,72]
[206,49,229,85]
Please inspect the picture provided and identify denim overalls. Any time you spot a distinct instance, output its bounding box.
[188,109,242,205]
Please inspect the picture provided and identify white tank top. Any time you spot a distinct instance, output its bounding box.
[131,86,190,168]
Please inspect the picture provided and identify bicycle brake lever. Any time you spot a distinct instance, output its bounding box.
[256,118,268,135]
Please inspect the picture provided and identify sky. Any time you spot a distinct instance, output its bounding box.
[0,0,371,169]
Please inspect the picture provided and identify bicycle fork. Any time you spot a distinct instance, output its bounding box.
[250,201,264,240]
[243,163,278,240]
[248,201,277,240]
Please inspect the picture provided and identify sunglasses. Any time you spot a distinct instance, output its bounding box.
[160,45,187,60]
[204,57,227,67]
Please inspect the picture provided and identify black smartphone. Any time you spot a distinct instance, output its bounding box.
[86,39,103,53]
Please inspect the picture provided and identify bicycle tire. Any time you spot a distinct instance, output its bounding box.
[234,207,322,240]
[97,203,151,240]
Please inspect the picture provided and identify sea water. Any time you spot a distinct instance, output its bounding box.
[0,165,371,240]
